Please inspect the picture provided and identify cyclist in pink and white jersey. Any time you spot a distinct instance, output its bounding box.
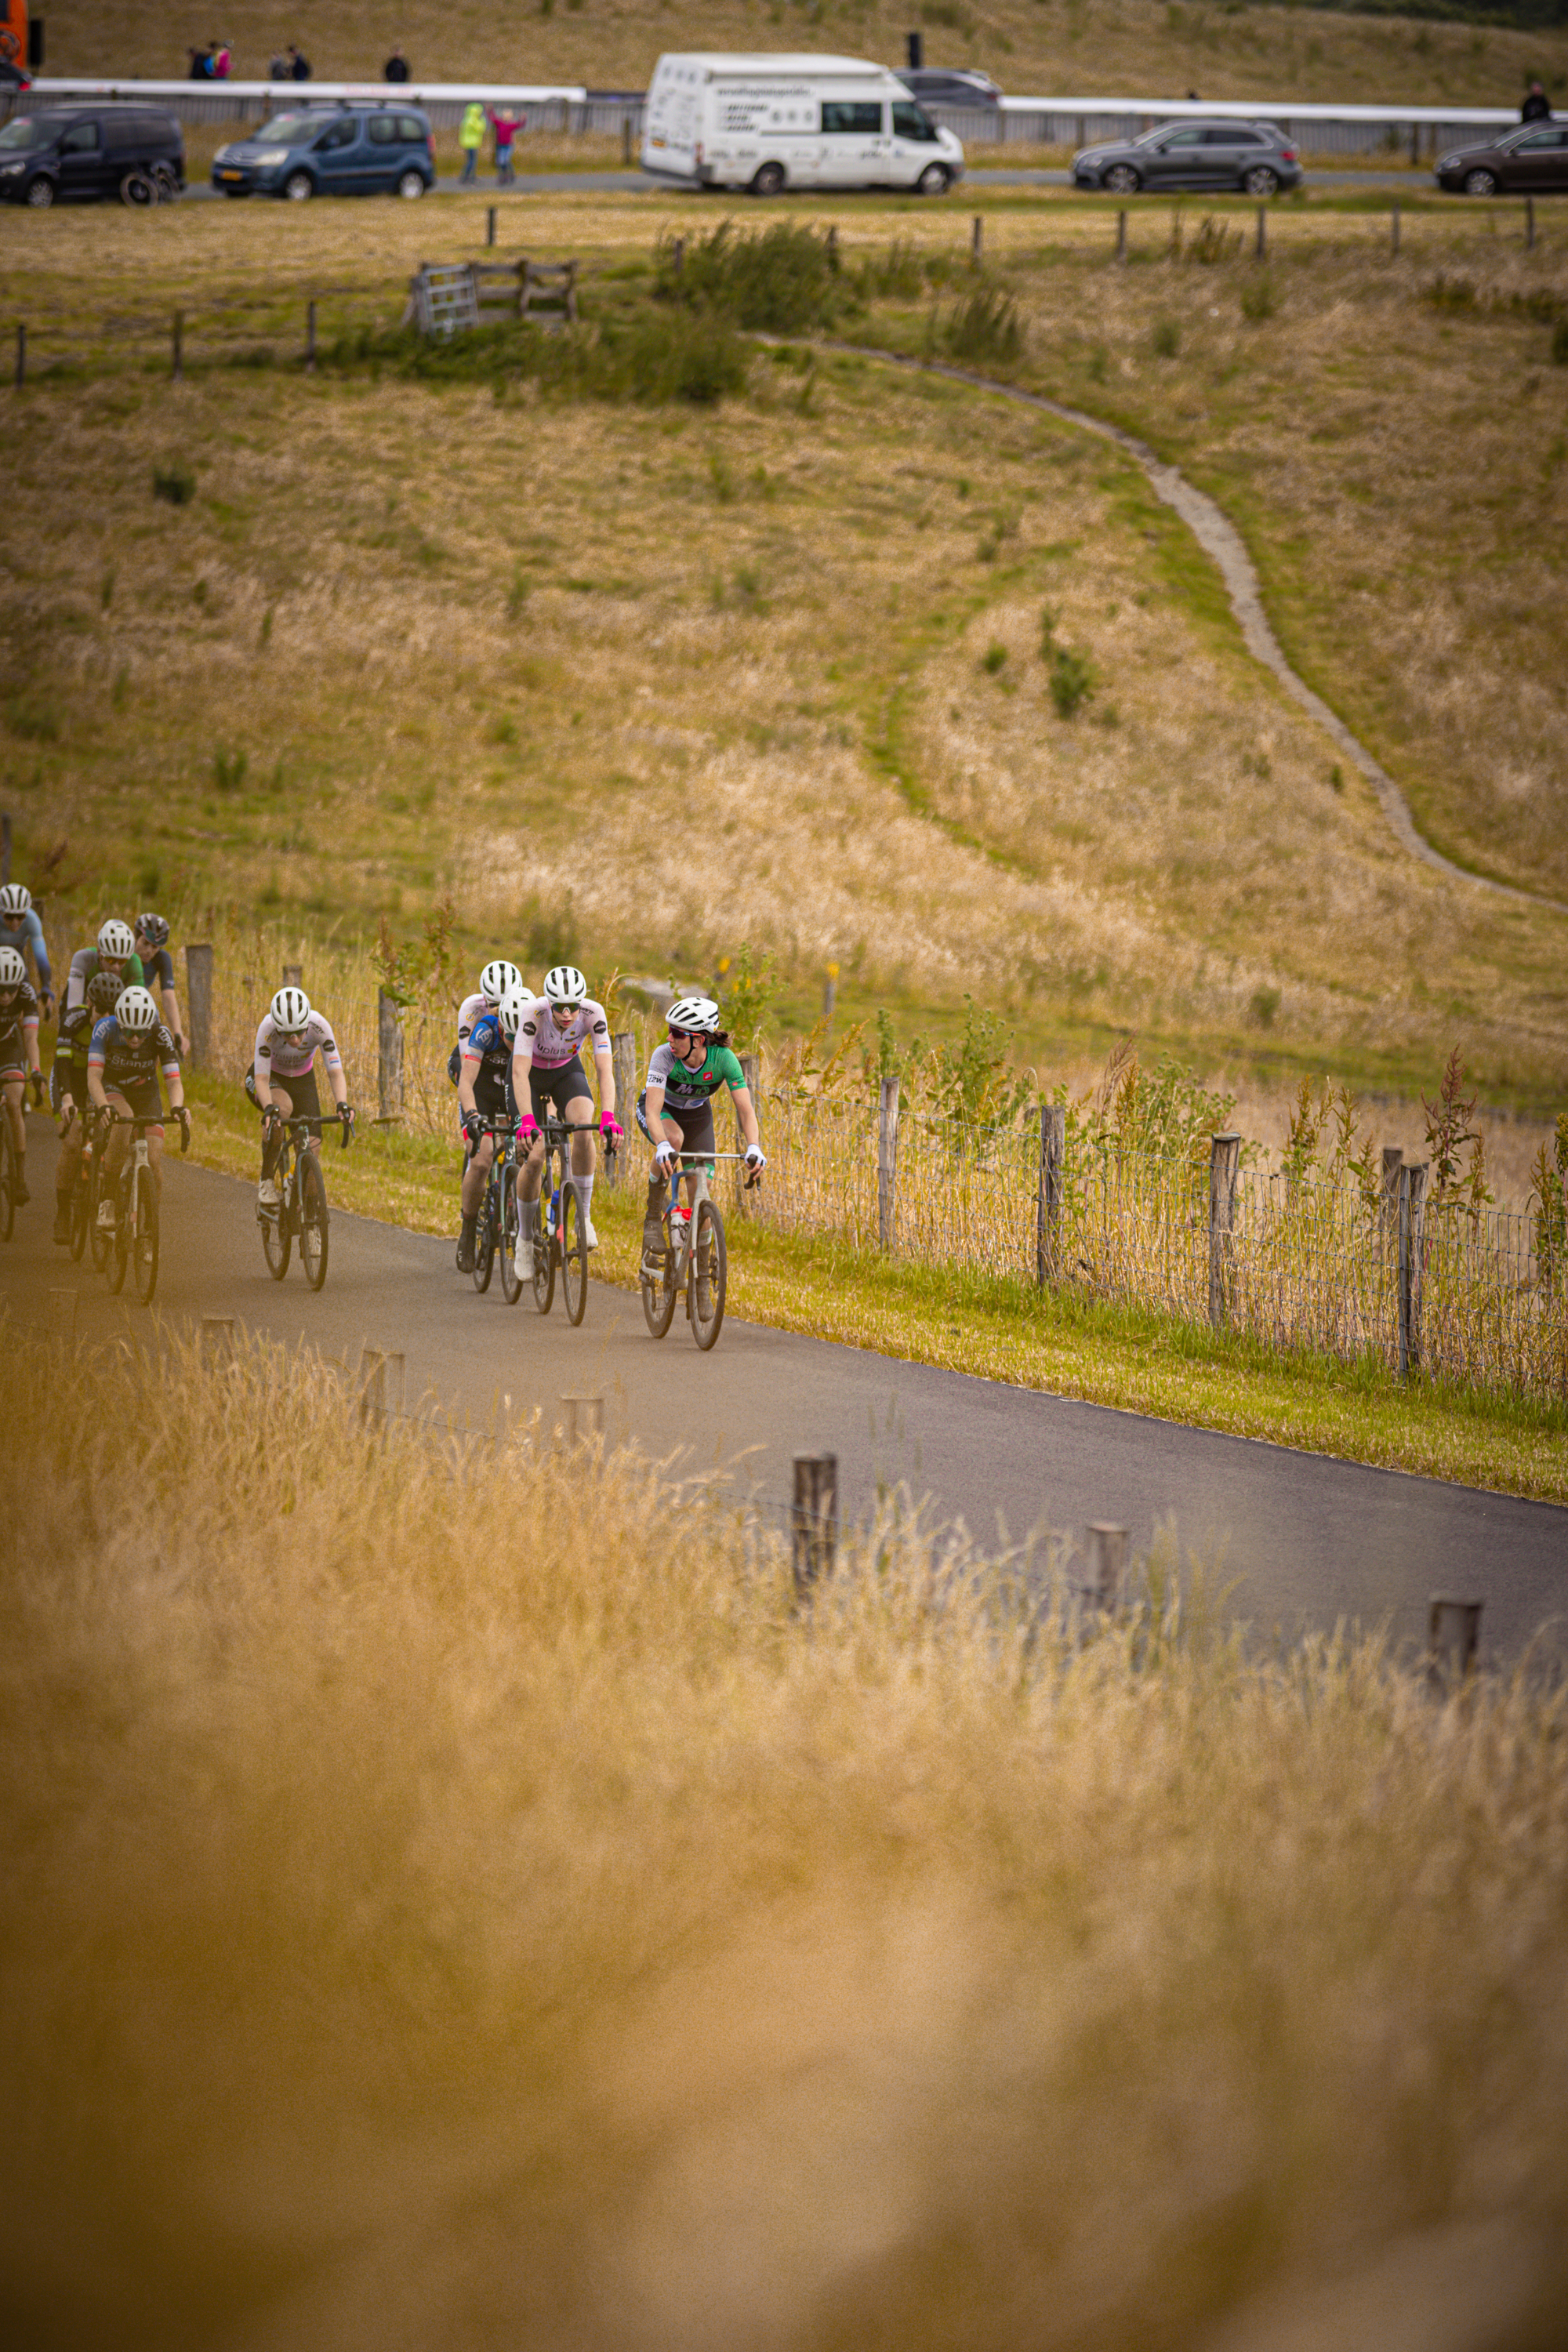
[510,964,621,1269]
[251,985,354,1208]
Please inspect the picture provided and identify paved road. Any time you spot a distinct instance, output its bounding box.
[5,1134,1563,1657]
[185,165,1425,202]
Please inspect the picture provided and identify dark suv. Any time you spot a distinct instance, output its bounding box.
[1436,120,1568,196]
[0,104,184,206]
[212,103,435,200]
[1073,118,1301,197]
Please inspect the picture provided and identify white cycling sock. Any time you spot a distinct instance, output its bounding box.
[572,1171,594,1215]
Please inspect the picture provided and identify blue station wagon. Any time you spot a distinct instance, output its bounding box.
[212,103,435,200]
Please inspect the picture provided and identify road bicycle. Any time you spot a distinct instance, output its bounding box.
[467,1112,525,1304]
[96,1109,190,1305]
[0,1072,44,1243]
[59,1104,95,1261]
[641,1151,758,1352]
[525,1109,601,1327]
[259,1105,352,1289]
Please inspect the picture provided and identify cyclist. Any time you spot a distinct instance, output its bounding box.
[448,959,524,1087]
[0,946,44,1206]
[638,997,764,1262]
[510,964,621,1272]
[455,983,524,1272]
[0,883,55,1016]
[50,969,122,1243]
[85,985,189,1229]
[64,919,145,1018]
[132,913,187,1055]
[252,984,353,1208]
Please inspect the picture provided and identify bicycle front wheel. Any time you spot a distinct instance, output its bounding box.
[560,1183,589,1325]
[689,1197,728,1351]
[107,1183,131,1294]
[531,1187,557,1315]
[70,1169,89,1261]
[499,1164,524,1305]
[300,1152,329,1290]
[89,1157,111,1272]
[262,1155,292,1279]
[472,1183,495,1293]
[132,1167,160,1304]
[0,1122,13,1243]
[641,1221,678,1340]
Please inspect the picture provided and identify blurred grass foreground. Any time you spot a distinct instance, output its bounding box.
[3,1327,1566,2350]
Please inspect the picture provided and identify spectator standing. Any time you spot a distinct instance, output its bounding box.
[269,49,289,81]
[491,107,524,186]
[1522,81,1552,122]
[459,99,486,183]
[289,44,313,83]
[385,49,410,84]
[187,45,212,80]
[212,38,231,79]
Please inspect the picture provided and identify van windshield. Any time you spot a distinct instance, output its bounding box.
[256,114,330,146]
[0,118,54,151]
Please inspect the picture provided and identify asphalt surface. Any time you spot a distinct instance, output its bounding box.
[5,1125,1563,1658]
[184,164,1425,201]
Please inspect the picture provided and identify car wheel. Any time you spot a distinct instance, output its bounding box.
[1104,164,1141,194]
[24,175,54,207]
[749,161,786,196]
[1243,165,1279,198]
[397,168,426,199]
[283,170,314,201]
[916,162,952,196]
[120,169,156,207]
[1463,168,1497,197]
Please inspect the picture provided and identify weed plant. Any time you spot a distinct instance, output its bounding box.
[5,1324,1566,2347]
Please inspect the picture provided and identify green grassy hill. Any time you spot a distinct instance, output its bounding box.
[53,0,1568,109]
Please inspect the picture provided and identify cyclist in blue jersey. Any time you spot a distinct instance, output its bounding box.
[132,913,187,1055]
[0,884,54,1015]
[455,984,524,1272]
[86,986,190,1230]
[0,946,45,1207]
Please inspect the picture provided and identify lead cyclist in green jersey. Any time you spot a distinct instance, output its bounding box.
[637,996,764,1259]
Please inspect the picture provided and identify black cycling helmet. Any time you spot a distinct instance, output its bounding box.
[135,912,171,949]
[86,970,123,1014]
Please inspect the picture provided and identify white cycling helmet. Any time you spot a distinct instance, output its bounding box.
[666,996,721,1035]
[480,958,522,1007]
[495,985,528,1042]
[543,964,588,1007]
[0,946,26,989]
[98,918,136,960]
[270,985,311,1034]
[0,884,31,919]
[114,985,159,1035]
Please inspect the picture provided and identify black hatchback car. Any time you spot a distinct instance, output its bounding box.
[1435,119,1568,196]
[0,103,184,206]
[211,103,435,200]
[1073,118,1301,197]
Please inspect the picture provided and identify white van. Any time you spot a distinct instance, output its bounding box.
[641,53,964,197]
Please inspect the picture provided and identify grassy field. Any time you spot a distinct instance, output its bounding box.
[2,187,1565,1122]
[50,0,1568,109]
[5,1324,1567,2347]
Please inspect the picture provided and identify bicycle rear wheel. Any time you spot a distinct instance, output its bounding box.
[299,1152,329,1290]
[560,1183,588,1326]
[89,1155,111,1272]
[0,1121,13,1243]
[531,1181,557,1315]
[499,1164,524,1305]
[69,1167,89,1261]
[689,1198,727,1351]
[641,1216,678,1339]
[132,1167,159,1304]
[472,1180,495,1293]
[107,1179,131,1294]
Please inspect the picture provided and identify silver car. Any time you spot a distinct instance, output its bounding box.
[1073,119,1302,198]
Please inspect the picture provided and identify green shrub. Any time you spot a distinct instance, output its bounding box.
[982,642,1007,674]
[1250,984,1282,1029]
[1152,318,1181,358]
[1240,274,1277,322]
[942,285,1023,364]
[656,221,847,334]
[152,460,195,505]
[213,747,249,794]
[1189,216,1243,264]
[1049,647,1095,719]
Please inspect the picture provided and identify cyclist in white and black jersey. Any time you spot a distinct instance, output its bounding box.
[250,985,354,1207]
[450,960,523,1083]
[510,964,622,1268]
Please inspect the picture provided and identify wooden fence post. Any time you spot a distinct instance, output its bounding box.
[358,1346,405,1432]
[1254,202,1267,260]
[281,962,302,990]
[622,113,633,166]
[877,1075,900,1251]
[1116,209,1127,262]
[822,963,838,1024]
[1207,1131,1240,1330]
[200,1315,234,1367]
[377,989,403,1123]
[736,1049,760,1216]
[1428,1595,1482,1684]
[1391,198,1401,256]
[1381,1145,1403,1243]
[486,205,497,248]
[172,308,183,381]
[558,1394,603,1449]
[1,809,9,883]
[1037,1101,1064,1287]
[608,1031,636,1189]
[1085,1523,1129,1609]
[971,213,983,264]
[792,1453,838,1599]
[184,942,212,1069]
[1398,1161,1428,1377]
[1526,195,1535,251]
[305,298,316,372]
[13,323,24,390]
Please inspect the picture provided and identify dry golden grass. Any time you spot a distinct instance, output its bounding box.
[5,1327,1568,2346]
[3,192,1566,1105]
[52,0,1568,109]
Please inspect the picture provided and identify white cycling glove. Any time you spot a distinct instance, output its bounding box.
[654,1141,677,1172]
[744,1145,767,1172]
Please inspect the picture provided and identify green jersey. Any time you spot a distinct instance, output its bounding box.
[646,1039,746,1111]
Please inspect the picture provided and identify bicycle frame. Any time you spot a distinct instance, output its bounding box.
[658,1150,755,1277]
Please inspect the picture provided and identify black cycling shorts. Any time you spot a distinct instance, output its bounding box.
[527,1055,593,1121]
[0,1050,30,1084]
[636,1091,716,1167]
[465,1069,516,1149]
[264,1065,322,1139]
[102,1076,165,1127]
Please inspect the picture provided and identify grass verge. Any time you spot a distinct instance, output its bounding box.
[183,1071,1568,1504]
